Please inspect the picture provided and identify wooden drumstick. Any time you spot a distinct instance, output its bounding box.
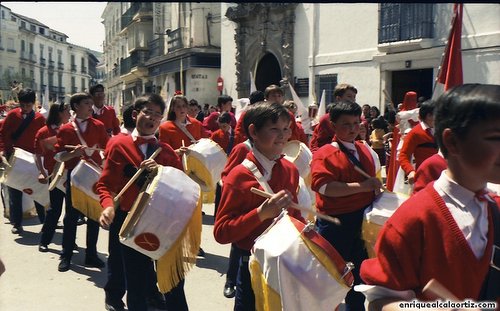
[354,166,389,192]
[422,279,459,301]
[113,147,162,202]
[65,145,104,152]
[181,140,188,171]
[250,187,340,225]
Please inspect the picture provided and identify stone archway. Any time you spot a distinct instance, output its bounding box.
[255,53,282,92]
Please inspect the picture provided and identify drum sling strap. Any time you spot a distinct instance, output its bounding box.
[11,110,35,141]
[174,121,197,144]
[241,159,274,194]
[479,199,500,300]
[334,140,368,174]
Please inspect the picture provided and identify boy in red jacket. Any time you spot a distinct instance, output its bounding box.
[90,84,120,136]
[359,84,500,308]
[98,94,186,311]
[311,100,382,311]
[54,92,109,272]
[0,88,46,233]
[214,102,305,311]
[398,100,438,185]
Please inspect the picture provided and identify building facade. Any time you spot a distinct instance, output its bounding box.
[101,2,222,112]
[221,3,500,111]
[0,4,101,104]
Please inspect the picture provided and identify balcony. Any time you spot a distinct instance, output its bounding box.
[148,37,165,58]
[40,58,46,66]
[48,60,55,70]
[120,50,149,76]
[378,3,434,45]
[121,3,152,31]
[71,64,77,72]
[72,87,78,93]
[20,51,29,61]
[57,62,64,70]
[167,28,184,53]
[81,66,87,74]
[50,85,58,93]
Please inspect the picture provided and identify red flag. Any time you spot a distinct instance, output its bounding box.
[436,4,463,92]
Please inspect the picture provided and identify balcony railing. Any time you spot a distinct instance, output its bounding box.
[120,50,149,75]
[167,28,184,52]
[81,66,87,74]
[72,87,78,93]
[57,62,64,70]
[121,2,152,30]
[48,60,55,70]
[148,37,165,58]
[40,58,46,66]
[20,51,29,61]
[49,85,58,93]
[379,3,434,44]
[71,64,77,72]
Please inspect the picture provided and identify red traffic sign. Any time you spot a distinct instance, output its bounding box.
[217,77,224,92]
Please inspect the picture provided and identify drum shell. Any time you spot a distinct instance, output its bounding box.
[250,213,353,311]
[119,166,201,260]
[185,138,227,192]
[2,147,49,206]
[362,191,409,258]
[70,160,102,222]
[282,140,312,180]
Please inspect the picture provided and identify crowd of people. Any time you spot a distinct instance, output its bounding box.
[0,82,499,311]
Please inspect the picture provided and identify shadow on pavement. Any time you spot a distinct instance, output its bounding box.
[195,251,229,274]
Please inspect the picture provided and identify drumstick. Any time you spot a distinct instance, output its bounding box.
[353,166,389,192]
[250,187,340,225]
[422,279,459,301]
[113,147,162,202]
[65,145,104,152]
[181,140,188,171]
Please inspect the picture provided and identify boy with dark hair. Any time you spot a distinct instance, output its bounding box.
[310,83,358,153]
[398,99,437,185]
[120,104,136,134]
[359,83,500,308]
[54,92,109,272]
[203,95,236,133]
[90,83,120,136]
[214,102,305,311]
[98,93,187,311]
[0,88,46,233]
[311,100,382,311]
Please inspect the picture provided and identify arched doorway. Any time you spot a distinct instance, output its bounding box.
[255,53,282,91]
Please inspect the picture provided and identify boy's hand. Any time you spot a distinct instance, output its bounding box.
[99,206,115,229]
[140,159,158,172]
[407,171,415,185]
[38,173,48,184]
[175,146,189,156]
[257,190,292,221]
[71,145,85,158]
[362,177,383,192]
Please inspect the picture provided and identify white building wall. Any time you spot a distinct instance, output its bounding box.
[220,3,238,99]
[185,67,220,106]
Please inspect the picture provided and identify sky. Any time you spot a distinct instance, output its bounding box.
[3,2,107,52]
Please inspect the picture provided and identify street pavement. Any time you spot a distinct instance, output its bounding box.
[0,201,234,311]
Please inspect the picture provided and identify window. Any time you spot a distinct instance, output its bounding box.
[40,44,44,57]
[30,24,36,32]
[315,74,338,106]
[379,3,434,44]
[57,50,62,62]
[58,73,62,87]
[21,40,25,51]
[39,27,45,35]
[21,21,26,29]
[40,69,45,85]
[21,68,26,77]
[81,78,85,91]
[29,43,34,53]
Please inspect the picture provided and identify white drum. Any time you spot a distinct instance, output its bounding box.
[119,165,202,293]
[250,211,354,311]
[2,147,49,206]
[184,138,227,192]
[283,140,313,184]
[362,191,409,258]
[296,176,315,223]
[48,161,67,193]
[70,160,102,222]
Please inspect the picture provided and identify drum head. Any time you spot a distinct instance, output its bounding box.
[48,161,65,191]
